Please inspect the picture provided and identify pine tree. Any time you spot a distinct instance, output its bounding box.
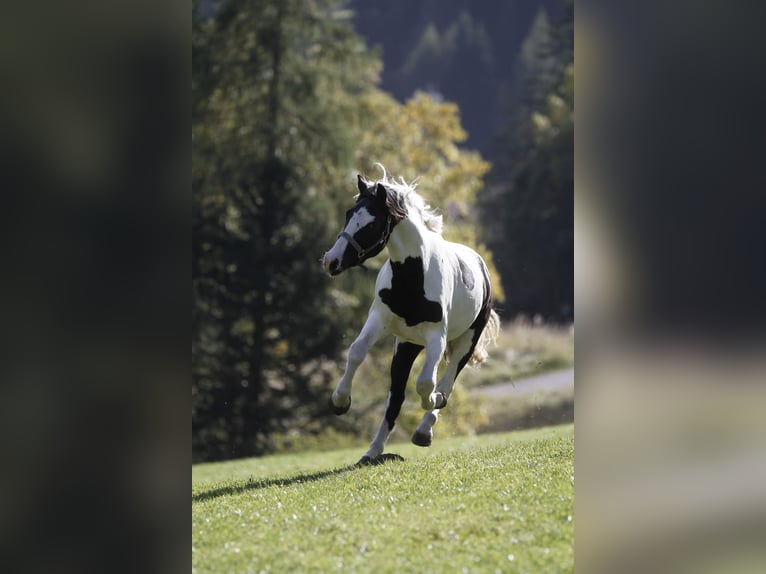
[481,4,573,321]
[192,0,378,460]
[515,9,559,113]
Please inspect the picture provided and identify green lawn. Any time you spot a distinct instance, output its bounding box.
[193,424,574,573]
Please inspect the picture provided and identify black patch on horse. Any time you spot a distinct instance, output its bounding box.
[457,256,493,375]
[457,256,475,290]
[386,341,423,430]
[379,257,443,326]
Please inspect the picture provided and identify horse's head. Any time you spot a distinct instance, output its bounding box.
[322,175,394,276]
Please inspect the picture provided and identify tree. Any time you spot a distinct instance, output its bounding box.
[515,9,559,113]
[481,3,573,321]
[193,0,378,460]
[503,66,573,320]
[396,11,496,154]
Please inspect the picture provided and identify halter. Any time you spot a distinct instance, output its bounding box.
[339,213,394,263]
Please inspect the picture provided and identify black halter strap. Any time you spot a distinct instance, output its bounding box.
[340,214,394,261]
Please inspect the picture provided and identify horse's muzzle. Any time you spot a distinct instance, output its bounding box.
[322,254,344,276]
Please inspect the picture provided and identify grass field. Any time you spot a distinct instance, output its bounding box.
[193,424,573,573]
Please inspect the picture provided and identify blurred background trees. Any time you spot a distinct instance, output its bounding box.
[193,0,573,461]
[350,0,574,318]
[193,0,376,460]
[484,2,574,321]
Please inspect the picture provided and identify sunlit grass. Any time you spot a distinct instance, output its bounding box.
[193,424,574,573]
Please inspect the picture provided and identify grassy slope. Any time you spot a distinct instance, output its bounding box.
[193,424,573,573]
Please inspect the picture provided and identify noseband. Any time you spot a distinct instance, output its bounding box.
[340,214,394,262]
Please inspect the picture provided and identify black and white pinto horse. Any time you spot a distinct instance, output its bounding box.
[322,168,500,465]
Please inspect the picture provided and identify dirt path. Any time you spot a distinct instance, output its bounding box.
[473,367,574,398]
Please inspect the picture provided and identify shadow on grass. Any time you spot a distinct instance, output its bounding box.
[192,454,405,503]
[192,465,357,503]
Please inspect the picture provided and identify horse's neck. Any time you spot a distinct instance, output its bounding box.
[386,218,432,262]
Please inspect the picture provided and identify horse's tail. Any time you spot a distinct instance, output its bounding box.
[468,308,500,367]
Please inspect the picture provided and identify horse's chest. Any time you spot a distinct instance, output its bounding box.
[378,257,443,327]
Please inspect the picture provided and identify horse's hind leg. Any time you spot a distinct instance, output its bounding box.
[415,332,447,410]
[433,329,476,409]
[412,408,439,447]
[411,330,474,447]
[359,340,422,464]
[330,314,387,415]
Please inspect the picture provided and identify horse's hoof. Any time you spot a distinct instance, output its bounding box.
[357,455,373,466]
[411,430,432,447]
[328,396,351,415]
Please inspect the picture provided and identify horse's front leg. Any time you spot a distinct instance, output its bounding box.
[415,331,447,410]
[330,313,387,415]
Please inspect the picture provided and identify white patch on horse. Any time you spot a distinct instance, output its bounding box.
[346,206,375,236]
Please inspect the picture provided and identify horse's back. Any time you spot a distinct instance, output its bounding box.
[445,242,488,339]
[371,241,488,343]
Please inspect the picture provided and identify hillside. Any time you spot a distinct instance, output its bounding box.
[193,424,574,573]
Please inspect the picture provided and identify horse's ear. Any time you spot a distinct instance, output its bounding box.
[376,182,387,202]
[357,174,367,194]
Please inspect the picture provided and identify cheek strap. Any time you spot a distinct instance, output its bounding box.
[339,215,393,261]
[340,231,367,258]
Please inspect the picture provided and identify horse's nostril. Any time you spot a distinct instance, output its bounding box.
[329,260,339,272]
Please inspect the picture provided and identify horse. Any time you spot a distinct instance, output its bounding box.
[322,167,500,465]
